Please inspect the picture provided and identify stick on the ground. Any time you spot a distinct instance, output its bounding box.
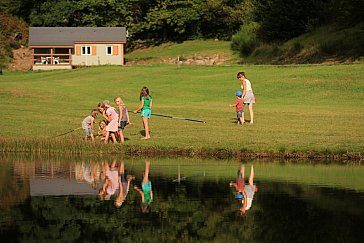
[55,127,82,137]
[130,111,207,123]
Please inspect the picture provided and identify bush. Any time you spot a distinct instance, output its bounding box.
[319,24,364,57]
[231,22,260,57]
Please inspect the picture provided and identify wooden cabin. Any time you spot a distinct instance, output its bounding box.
[29,27,126,70]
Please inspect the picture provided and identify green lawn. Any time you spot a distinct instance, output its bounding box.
[0,63,363,155]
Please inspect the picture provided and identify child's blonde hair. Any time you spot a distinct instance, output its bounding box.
[114,96,125,106]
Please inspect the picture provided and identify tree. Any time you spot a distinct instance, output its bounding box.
[198,0,245,40]
[29,0,78,27]
[141,0,201,41]
[253,0,325,42]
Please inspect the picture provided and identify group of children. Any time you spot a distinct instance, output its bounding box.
[81,86,153,143]
[82,71,253,142]
[98,160,153,212]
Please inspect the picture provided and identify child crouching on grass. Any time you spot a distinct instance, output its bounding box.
[229,91,244,125]
[96,120,107,141]
[82,109,98,141]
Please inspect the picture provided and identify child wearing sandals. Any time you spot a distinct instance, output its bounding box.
[133,87,153,140]
[229,91,245,125]
[81,109,98,141]
[114,96,132,143]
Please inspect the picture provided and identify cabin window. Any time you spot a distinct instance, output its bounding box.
[106,46,112,55]
[82,46,91,55]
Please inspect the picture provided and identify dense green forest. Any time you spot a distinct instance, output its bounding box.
[1,0,363,65]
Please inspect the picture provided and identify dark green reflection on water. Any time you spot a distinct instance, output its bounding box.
[0,156,364,242]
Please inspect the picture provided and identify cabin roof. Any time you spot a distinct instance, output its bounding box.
[29,27,126,46]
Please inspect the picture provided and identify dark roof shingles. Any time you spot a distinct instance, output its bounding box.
[29,27,126,46]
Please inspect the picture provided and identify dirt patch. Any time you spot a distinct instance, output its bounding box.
[126,54,229,66]
[7,47,32,71]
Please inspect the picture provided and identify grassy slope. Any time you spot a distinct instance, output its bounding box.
[126,39,237,63]
[0,63,363,155]
[245,24,364,64]
[125,25,364,66]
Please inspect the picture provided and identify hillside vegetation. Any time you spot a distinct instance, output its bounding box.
[126,24,364,65]
[233,24,364,64]
[0,11,28,66]
[1,0,363,66]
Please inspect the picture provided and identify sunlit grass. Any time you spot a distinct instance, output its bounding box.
[0,63,363,156]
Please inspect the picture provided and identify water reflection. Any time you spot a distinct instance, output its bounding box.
[134,161,153,213]
[230,164,258,215]
[1,157,364,242]
[115,161,133,208]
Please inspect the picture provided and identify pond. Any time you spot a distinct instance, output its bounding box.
[1,156,364,242]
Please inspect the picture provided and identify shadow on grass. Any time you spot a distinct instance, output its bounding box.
[230,119,251,124]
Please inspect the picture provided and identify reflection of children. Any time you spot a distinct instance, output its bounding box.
[114,96,131,143]
[134,161,153,213]
[83,162,99,190]
[229,91,244,125]
[99,161,120,200]
[229,165,246,200]
[81,109,98,141]
[114,161,134,208]
[75,163,83,182]
[133,87,152,140]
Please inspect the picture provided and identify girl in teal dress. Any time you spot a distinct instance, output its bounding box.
[133,86,153,140]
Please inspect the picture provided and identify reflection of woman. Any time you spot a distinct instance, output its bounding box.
[237,72,255,124]
[134,161,153,213]
[240,164,257,215]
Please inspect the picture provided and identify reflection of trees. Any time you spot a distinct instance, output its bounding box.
[2,181,251,241]
[254,182,364,243]
[0,162,30,210]
[1,179,364,241]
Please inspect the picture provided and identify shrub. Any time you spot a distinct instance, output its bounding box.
[231,22,260,57]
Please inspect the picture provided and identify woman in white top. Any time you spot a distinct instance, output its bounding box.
[237,72,255,124]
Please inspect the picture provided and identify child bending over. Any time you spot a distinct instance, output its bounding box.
[81,109,98,141]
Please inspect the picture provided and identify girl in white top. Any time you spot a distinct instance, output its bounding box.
[237,71,255,124]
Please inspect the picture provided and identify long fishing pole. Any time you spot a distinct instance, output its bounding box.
[130,111,207,123]
[151,113,207,123]
[55,127,82,137]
